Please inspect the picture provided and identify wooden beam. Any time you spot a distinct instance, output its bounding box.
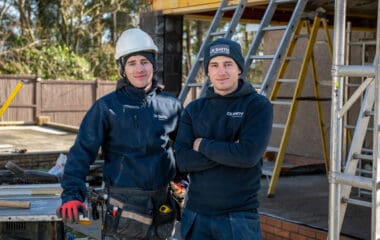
[152,0,268,15]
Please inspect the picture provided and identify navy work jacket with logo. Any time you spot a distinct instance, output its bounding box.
[175,79,273,215]
[61,80,182,203]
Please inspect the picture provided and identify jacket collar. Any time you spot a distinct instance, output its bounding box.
[116,77,162,100]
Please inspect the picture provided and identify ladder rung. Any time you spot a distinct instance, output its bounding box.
[332,172,372,190]
[315,40,328,44]
[345,124,373,131]
[187,83,203,87]
[210,31,226,37]
[294,34,309,39]
[346,83,361,87]
[341,197,372,208]
[285,56,303,61]
[357,189,371,196]
[352,153,373,161]
[349,40,376,46]
[278,78,297,83]
[356,168,372,175]
[336,65,375,78]
[262,26,287,31]
[251,83,261,89]
[221,5,238,12]
[271,100,292,106]
[272,123,286,129]
[274,0,297,3]
[250,54,275,60]
[266,146,279,152]
[262,169,273,176]
[362,148,373,154]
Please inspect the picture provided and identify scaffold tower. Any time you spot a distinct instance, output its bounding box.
[328,0,380,239]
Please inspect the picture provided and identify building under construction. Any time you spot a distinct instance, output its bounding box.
[139,0,379,239]
[0,0,379,239]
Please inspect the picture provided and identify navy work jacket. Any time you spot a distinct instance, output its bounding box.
[61,80,182,203]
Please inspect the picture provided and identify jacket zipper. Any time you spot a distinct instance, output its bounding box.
[133,115,138,128]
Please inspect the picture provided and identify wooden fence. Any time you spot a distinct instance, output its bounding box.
[0,75,116,126]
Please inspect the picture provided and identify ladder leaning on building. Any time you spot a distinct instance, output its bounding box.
[328,0,380,239]
[178,0,308,103]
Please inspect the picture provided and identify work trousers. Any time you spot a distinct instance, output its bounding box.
[180,208,262,240]
[103,222,175,240]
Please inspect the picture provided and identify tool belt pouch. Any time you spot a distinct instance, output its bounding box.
[103,190,153,238]
[153,191,177,226]
[153,191,177,239]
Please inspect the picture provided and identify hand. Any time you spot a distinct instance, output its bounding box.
[193,138,202,152]
[56,200,88,223]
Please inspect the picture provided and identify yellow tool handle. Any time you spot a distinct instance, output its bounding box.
[0,200,31,209]
[0,81,24,117]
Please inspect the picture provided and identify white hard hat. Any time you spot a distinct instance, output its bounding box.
[115,28,158,60]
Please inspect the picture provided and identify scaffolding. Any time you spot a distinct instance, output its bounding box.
[328,0,380,239]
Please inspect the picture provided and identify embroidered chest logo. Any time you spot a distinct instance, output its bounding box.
[154,114,168,121]
[226,112,244,118]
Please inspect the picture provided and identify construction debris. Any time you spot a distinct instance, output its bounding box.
[0,159,103,186]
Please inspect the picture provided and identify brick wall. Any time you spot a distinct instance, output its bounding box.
[260,214,357,240]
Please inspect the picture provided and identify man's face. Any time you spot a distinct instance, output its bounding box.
[124,55,154,90]
[207,56,241,96]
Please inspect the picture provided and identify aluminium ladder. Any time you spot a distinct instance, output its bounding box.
[264,10,332,197]
[241,0,308,97]
[328,0,380,239]
[344,25,377,199]
[178,0,247,103]
[178,0,308,104]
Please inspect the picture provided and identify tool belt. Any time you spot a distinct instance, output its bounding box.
[102,186,177,239]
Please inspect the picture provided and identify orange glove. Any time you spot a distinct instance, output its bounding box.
[170,182,186,200]
[56,200,88,223]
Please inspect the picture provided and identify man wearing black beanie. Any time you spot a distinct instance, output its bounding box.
[175,38,273,240]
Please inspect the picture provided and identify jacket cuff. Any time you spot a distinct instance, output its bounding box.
[198,138,208,155]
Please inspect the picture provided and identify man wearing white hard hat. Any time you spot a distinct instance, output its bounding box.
[57,28,187,240]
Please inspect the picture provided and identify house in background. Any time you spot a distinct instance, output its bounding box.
[0,0,379,239]
[140,0,379,239]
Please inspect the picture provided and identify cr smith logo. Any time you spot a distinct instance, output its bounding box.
[226,112,244,117]
[210,44,230,56]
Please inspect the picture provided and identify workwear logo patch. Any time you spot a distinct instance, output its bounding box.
[154,114,168,120]
[210,44,230,57]
[226,111,244,117]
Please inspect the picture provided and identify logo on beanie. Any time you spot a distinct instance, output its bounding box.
[210,44,230,57]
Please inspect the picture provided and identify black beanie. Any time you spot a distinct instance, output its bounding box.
[117,51,157,76]
[203,38,244,75]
